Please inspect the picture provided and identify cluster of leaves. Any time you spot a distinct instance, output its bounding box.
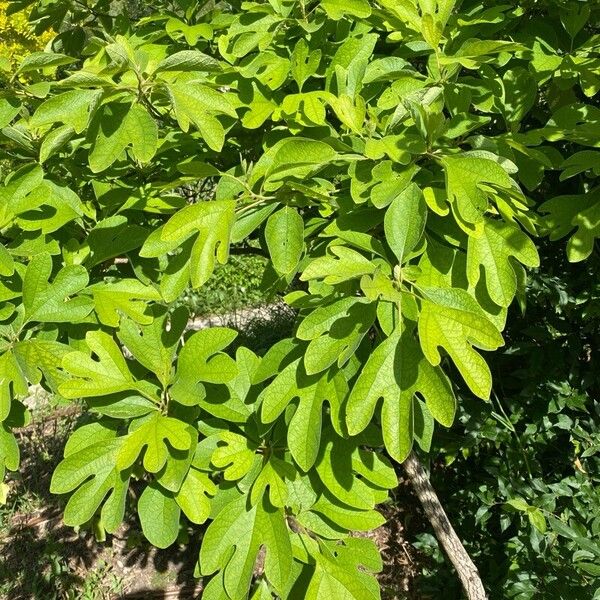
[417,243,600,598]
[0,0,598,597]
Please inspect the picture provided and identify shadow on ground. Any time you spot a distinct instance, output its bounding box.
[0,408,205,599]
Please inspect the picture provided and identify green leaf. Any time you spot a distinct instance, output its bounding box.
[31,90,102,134]
[117,413,193,473]
[50,425,129,533]
[527,507,547,534]
[305,537,381,600]
[346,329,455,461]
[559,151,600,181]
[175,467,216,524]
[419,287,504,399]
[17,52,76,74]
[250,457,293,508]
[265,207,304,277]
[0,244,14,277]
[167,83,236,151]
[59,331,147,399]
[442,154,511,230]
[170,328,238,406]
[138,482,181,548]
[89,103,158,173]
[23,253,93,324]
[384,183,427,263]
[155,50,221,73]
[85,215,148,267]
[0,425,20,477]
[540,188,600,263]
[117,306,188,387]
[212,431,258,481]
[0,351,28,420]
[40,125,75,164]
[315,435,395,509]
[301,499,385,533]
[200,496,292,600]
[467,219,539,307]
[259,360,347,470]
[0,97,21,129]
[88,279,161,327]
[291,39,321,92]
[321,0,371,20]
[249,138,337,190]
[300,298,376,375]
[440,40,526,69]
[142,200,235,288]
[13,339,71,392]
[300,246,376,284]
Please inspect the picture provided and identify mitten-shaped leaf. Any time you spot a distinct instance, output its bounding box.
[419,287,504,399]
[141,200,235,288]
[23,253,93,324]
[442,154,512,230]
[87,280,162,327]
[88,103,158,173]
[169,328,238,406]
[50,422,130,533]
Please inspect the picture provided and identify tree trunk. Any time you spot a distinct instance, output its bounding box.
[403,451,488,600]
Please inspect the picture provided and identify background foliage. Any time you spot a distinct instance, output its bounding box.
[0,0,52,73]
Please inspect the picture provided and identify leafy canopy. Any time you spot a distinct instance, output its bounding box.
[1,0,598,597]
